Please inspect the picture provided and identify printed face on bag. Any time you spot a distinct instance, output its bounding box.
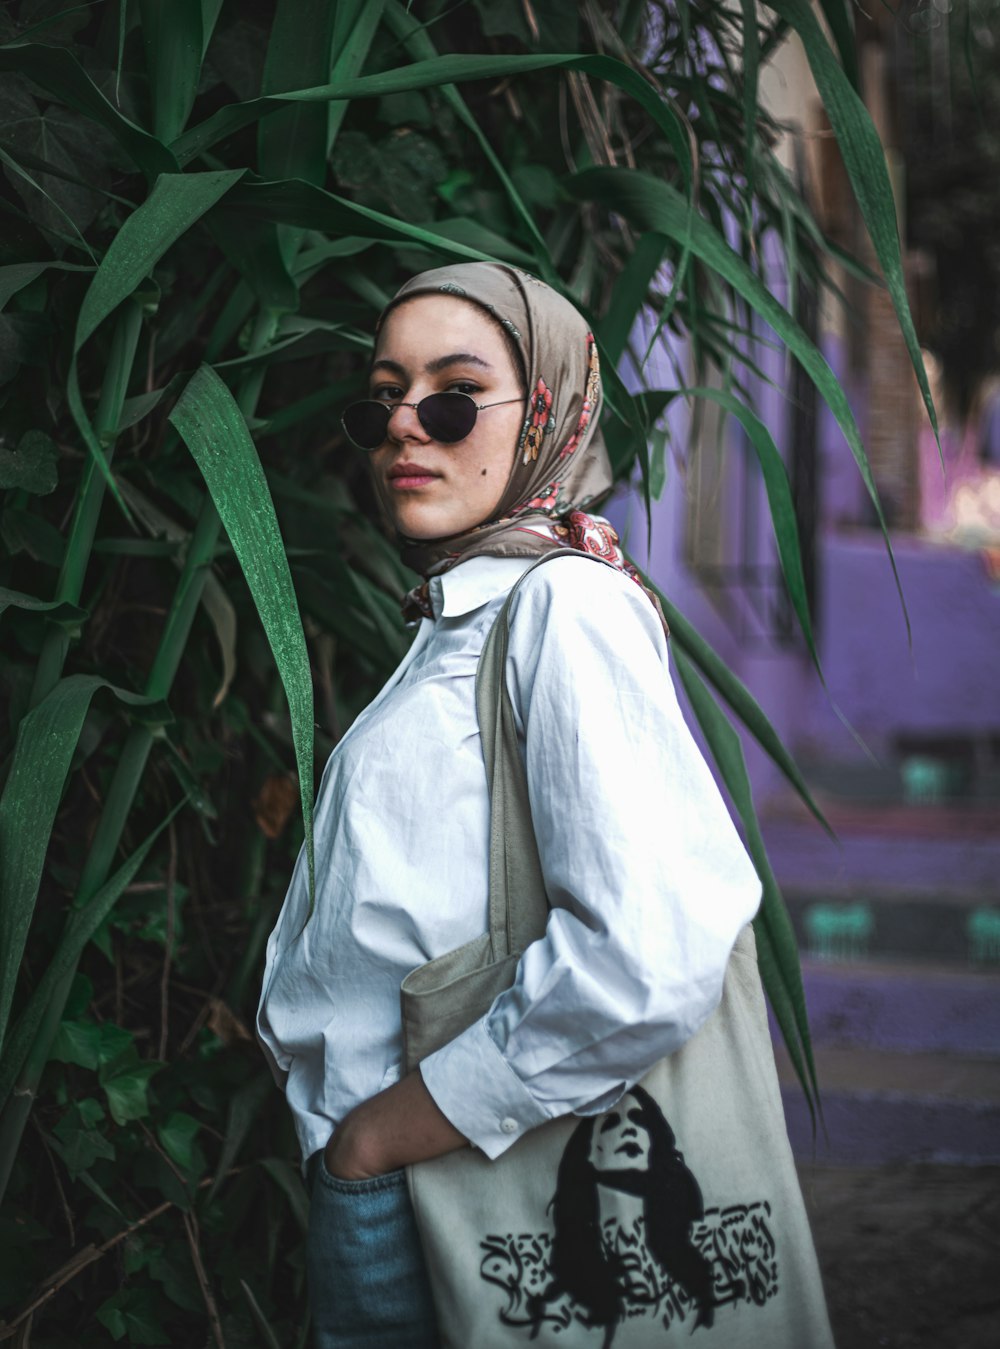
[366,294,525,541]
[588,1091,653,1173]
[479,1088,788,1341]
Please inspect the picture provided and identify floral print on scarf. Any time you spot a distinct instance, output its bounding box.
[560,335,600,460]
[521,378,555,464]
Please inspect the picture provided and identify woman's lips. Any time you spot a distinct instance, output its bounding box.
[388,464,439,489]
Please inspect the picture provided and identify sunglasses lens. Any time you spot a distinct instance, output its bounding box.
[342,401,390,450]
[418,392,478,443]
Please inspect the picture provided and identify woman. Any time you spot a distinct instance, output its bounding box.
[256,262,814,1347]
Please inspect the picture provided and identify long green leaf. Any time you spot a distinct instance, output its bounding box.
[595,342,655,529]
[428,218,537,267]
[814,0,859,89]
[67,168,244,524]
[73,171,243,355]
[764,0,937,453]
[569,164,910,639]
[637,569,831,836]
[200,0,224,57]
[381,0,556,278]
[0,676,172,1054]
[0,799,185,1107]
[671,646,819,1118]
[0,260,94,312]
[205,210,299,312]
[168,366,315,916]
[602,389,676,482]
[602,233,670,365]
[682,385,820,677]
[115,477,238,709]
[257,1157,310,1234]
[138,0,203,144]
[172,54,693,201]
[254,0,342,291]
[0,145,97,260]
[324,0,387,155]
[207,1073,272,1205]
[221,175,501,259]
[0,587,86,627]
[259,0,336,178]
[240,1279,282,1349]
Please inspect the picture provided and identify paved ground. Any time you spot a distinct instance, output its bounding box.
[798,1164,1000,1348]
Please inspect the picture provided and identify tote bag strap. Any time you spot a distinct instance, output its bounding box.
[474,549,625,961]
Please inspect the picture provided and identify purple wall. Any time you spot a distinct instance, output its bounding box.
[609,315,1000,804]
[802,531,1000,759]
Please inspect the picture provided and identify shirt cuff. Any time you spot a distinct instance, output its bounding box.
[418,1016,554,1160]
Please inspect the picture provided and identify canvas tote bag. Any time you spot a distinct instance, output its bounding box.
[401,551,834,1348]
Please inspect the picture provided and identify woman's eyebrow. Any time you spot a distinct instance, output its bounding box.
[369,353,493,377]
[425,352,493,374]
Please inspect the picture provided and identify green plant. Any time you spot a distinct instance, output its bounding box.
[0,1,930,1342]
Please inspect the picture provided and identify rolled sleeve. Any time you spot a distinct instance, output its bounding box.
[419,1017,553,1158]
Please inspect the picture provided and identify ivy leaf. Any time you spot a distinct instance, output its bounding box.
[156,1111,201,1173]
[51,1018,132,1070]
[0,79,121,237]
[99,1046,161,1125]
[149,1248,204,1313]
[96,1286,171,1345]
[73,1097,104,1129]
[0,504,65,566]
[0,430,59,494]
[331,128,447,224]
[49,1018,102,1069]
[52,1099,116,1175]
[0,312,52,384]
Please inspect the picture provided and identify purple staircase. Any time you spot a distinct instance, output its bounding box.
[763,793,1000,1166]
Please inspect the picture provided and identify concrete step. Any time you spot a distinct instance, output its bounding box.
[782,754,1000,808]
[775,1044,1000,1166]
[792,959,1000,1054]
[769,958,1000,1164]
[761,809,1000,904]
[757,807,1000,961]
[784,889,1000,965]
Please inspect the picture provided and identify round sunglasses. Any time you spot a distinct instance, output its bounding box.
[340,391,524,452]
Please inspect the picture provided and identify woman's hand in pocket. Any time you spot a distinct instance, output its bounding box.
[324,1068,470,1180]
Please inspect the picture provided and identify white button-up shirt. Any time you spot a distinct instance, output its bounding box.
[256,552,761,1167]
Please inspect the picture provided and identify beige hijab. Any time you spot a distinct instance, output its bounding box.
[376,262,666,632]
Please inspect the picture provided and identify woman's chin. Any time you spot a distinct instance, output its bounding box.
[392,509,473,542]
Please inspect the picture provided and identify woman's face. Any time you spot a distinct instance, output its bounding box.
[588,1092,652,1174]
[367,294,525,540]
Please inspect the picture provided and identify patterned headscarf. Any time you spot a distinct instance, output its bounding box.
[374,262,667,634]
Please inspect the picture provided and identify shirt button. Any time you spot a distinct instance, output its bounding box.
[500,1117,517,1134]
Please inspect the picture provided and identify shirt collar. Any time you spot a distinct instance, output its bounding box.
[427,555,536,620]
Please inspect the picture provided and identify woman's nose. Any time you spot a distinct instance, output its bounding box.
[386,399,429,442]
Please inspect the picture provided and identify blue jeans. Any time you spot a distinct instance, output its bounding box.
[306,1151,440,1348]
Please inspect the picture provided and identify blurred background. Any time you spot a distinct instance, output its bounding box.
[609,3,1000,1344]
[1,1,998,1346]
